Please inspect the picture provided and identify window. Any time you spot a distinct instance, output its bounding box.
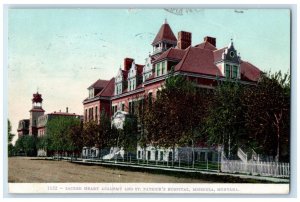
[89,89,94,98]
[89,108,93,121]
[225,64,231,78]
[156,63,160,76]
[129,102,132,114]
[132,101,135,115]
[138,151,141,158]
[160,151,164,161]
[138,99,144,115]
[148,92,152,106]
[112,106,117,115]
[230,51,235,58]
[147,151,151,160]
[132,80,135,90]
[95,106,98,121]
[121,103,125,111]
[85,109,87,121]
[162,61,165,75]
[155,151,159,161]
[232,65,238,78]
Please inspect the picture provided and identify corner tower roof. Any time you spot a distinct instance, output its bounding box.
[152,20,177,45]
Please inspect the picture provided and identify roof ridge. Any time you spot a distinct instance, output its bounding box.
[213,47,227,52]
[97,77,114,96]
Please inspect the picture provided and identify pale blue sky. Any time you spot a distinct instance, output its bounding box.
[8,9,290,140]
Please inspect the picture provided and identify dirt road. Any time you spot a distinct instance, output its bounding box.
[8,157,214,183]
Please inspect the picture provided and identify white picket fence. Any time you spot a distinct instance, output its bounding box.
[221,159,290,178]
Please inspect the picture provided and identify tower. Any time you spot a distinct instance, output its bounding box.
[29,91,45,136]
[151,19,177,58]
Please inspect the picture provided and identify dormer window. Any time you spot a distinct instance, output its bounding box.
[232,65,238,78]
[162,61,166,75]
[225,64,230,78]
[143,57,153,82]
[156,63,161,76]
[224,63,239,79]
[89,89,94,98]
[219,40,241,80]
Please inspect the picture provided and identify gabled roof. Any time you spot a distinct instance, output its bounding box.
[96,77,115,97]
[195,41,217,51]
[174,47,222,76]
[154,48,186,63]
[240,61,261,81]
[152,22,177,45]
[88,79,109,89]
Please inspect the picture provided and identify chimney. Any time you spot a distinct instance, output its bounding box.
[177,31,192,50]
[204,36,216,47]
[124,58,134,71]
[66,107,68,113]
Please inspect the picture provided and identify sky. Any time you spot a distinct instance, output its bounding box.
[7,8,290,144]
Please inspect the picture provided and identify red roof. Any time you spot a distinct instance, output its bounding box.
[152,22,177,45]
[154,48,186,63]
[96,77,115,97]
[32,92,43,103]
[213,47,226,62]
[48,112,80,116]
[29,108,45,112]
[195,41,217,51]
[88,79,109,89]
[240,61,261,81]
[174,47,222,76]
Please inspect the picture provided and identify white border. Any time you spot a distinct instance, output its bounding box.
[1,0,299,200]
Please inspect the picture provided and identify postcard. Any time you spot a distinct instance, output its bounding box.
[6,7,291,195]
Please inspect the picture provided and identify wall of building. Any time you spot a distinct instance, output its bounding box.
[83,100,101,123]
[29,111,44,135]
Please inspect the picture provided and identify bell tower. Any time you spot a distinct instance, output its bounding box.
[151,19,177,58]
[29,91,45,136]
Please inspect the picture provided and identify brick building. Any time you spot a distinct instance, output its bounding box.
[17,92,83,156]
[83,20,261,161]
[84,20,260,122]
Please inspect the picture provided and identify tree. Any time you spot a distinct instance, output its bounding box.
[8,120,15,143]
[243,71,290,162]
[97,111,113,148]
[46,116,81,156]
[144,75,210,164]
[8,119,15,156]
[204,81,246,159]
[118,116,138,153]
[68,121,83,155]
[14,135,37,156]
[82,120,99,148]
